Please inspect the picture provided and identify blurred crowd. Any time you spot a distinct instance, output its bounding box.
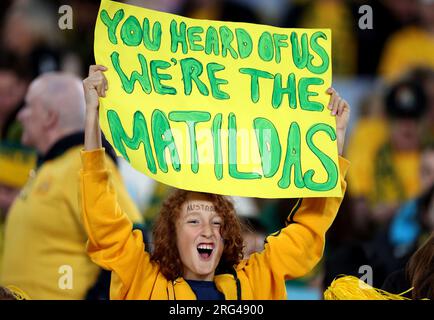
[0,0,433,300]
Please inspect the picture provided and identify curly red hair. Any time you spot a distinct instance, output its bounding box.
[151,189,244,280]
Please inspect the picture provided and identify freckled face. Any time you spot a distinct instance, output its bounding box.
[176,194,224,281]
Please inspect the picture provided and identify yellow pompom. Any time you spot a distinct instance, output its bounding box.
[6,285,31,300]
[324,275,412,300]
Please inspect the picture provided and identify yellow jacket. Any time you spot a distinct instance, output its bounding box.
[80,148,349,300]
[1,143,141,300]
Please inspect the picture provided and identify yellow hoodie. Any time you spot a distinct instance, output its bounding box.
[80,148,349,300]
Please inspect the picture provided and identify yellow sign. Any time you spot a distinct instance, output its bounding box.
[94,0,340,198]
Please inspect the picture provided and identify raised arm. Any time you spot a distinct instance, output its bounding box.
[327,87,349,157]
[82,65,107,151]
[80,66,159,298]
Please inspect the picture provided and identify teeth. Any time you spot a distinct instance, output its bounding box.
[198,244,213,250]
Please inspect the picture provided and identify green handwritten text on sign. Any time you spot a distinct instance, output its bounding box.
[95,0,340,198]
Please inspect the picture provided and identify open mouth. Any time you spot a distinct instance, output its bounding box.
[197,243,214,260]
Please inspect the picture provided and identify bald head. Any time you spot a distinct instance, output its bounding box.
[18,72,86,154]
[28,72,86,132]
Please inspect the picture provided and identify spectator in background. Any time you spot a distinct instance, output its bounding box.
[347,78,428,227]
[282,0,357,76]
[2,0,62,78]
[347,68,434,218]
[0,52,35,214]
[0,72,143,299]
[378,0,434,82]
[0,51,36,277]
[0,54,27,143]
[370,80,427,224]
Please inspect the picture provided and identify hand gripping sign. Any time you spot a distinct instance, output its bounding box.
[94,0,340,198]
